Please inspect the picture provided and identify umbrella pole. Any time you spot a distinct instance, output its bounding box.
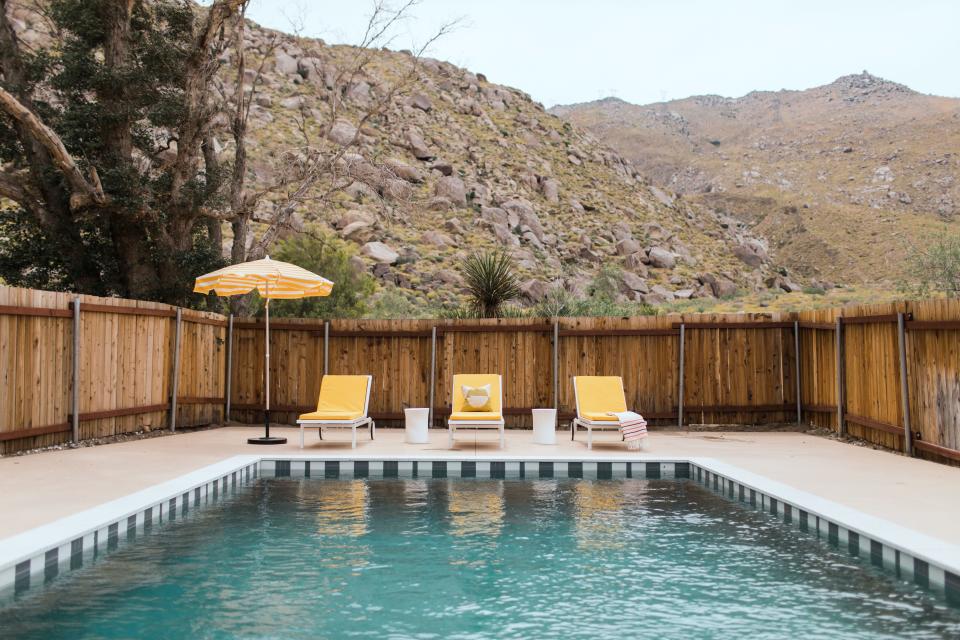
[248,284,286,444]
[265,294,270,438]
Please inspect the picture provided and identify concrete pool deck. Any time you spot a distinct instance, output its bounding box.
[1,425,959,545]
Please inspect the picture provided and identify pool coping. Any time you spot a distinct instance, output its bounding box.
[2,453,958,606]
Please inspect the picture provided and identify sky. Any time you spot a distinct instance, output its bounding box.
[241,0,960,107]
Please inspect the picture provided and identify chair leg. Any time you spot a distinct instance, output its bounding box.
[352,426,357,449]
[588,426,593,450]
[571,420,576,441]
[499,426,505,449]
[448,426,454,448]
[299,425,304,449]
[370,420,375,440]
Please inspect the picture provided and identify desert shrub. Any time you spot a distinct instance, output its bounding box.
[265,232,375,318]
[461,250,521,318]
[905,233,960,298]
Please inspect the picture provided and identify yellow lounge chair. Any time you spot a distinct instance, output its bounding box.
[448,373,505,449]
[571,376,633,449]
[297,375,374,449]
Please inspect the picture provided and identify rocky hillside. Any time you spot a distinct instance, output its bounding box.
[551,73,960,288]
[3,2,791,308]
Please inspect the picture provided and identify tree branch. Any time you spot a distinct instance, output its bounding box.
[0,85,107,209]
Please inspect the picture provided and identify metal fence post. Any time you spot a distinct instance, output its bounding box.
[835,317,846,436]
[323,320,329,376]
[225,313,233,423]
[552,321,559,410]
[678,323,685,427]
[169,308,182,432]
[794,320,802,424]
[897,312,913,456]
[429,326,437,428]
[71,297,81,443]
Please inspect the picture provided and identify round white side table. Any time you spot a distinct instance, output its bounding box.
[404,407,430,444]
[532,408,557,445]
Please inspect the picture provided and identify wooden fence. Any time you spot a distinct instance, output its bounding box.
[0,286,226,454]
[1,286,958,465]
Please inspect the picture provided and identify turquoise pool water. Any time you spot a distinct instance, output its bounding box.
[2,478,959,639]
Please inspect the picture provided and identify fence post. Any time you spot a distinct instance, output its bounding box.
[835,316,846,436]
[794,320,802,425]
[678,323,685,427]
[552,320,559,410]
[225,313,233,423]
[323,320,329,376]
[169,308,182,432]
[71,297,81,443]
[897,312,913,456]
[429,326,437,428]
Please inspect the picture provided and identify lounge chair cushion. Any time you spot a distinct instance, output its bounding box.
[298,375,370,422]
[450,411,503,422]
[460,384,492,411]
[575,376,628,419]
[581,411,621,422]
[299,410,365,421]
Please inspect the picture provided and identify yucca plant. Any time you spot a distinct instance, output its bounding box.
[461,250,521,318]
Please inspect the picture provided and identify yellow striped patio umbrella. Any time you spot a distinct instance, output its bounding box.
[195,256,333,445]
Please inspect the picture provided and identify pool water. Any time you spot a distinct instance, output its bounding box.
[2,478,959,639]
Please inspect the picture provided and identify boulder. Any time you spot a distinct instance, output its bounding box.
[273,51,299,75]
[519,279,551,303]
[297,57,323,80]
[406,129,434,160]
[384,158,424,183]
[434,176,467,205]
[733,240,768,267]
[360,241,399,264]
[408,93,432,111]
[423,230,454,247]
[611,221,633,242]
[647,285,676,303]
[345,180,378,202]
[382,179,413,201]
[648,246,677,269]
[480,206,509,226]
[540,178,560,203]
[430,160,454,176]
[674,289,695,300]
[279,96,303,110]
[492,222,520,246]
[345,81,372,105]
[340,220,372,239]
[621,271,649,294]
[709,277,738,298]
[327,120,358,146]
[624,255,649,275]
[616,238,641,256]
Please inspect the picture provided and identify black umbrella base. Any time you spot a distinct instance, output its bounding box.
[247,436,288,445]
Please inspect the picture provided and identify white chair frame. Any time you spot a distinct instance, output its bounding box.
[296,375,375,449]
[448,375,505,449]
[570,376,627,450]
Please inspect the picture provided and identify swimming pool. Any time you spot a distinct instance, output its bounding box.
[1,477,958,639]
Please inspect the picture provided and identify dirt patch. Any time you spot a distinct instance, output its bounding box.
[0,424,224,459]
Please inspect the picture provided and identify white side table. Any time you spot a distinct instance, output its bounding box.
[532,408,557,445]
[404,407,430,444]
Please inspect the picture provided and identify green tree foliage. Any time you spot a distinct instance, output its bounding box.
[263,232,375,318]
[0,0,239,305]
[905,233,960,298]
[461,250,520,318]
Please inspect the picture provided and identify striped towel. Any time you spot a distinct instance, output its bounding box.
[609,411,648,441]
